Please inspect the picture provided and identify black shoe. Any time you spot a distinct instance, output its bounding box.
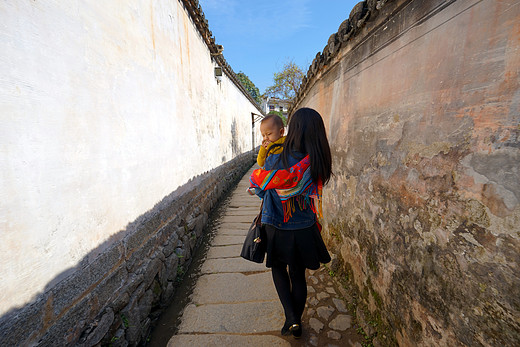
[281,321,292,336]
[290,323,302,339]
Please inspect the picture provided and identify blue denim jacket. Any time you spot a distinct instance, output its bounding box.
[255,151,316,230]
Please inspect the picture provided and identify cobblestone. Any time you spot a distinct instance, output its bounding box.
[326,287,336,294]
[332,297,348,313]
[309,317,324,333]
[316,292,330,300]
[329,314,352,331]
[327,330,342,340]
[308,297,319,306]
[317,305,335,320]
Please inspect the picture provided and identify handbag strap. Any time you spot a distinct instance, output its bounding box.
[255,200,264,226]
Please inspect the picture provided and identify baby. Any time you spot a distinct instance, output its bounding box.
[247,114,285,195]
[257,114,285,167]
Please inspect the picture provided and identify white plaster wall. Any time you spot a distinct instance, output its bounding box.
[0,0,259,316]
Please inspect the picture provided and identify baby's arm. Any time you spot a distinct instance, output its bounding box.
[257,144,268,167]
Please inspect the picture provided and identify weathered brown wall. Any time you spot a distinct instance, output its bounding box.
[293,0,520,345]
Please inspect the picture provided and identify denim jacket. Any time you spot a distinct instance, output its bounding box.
[255,151,316,230]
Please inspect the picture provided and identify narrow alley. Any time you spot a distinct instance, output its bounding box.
[3,1,518,345]
[158,166,366,347]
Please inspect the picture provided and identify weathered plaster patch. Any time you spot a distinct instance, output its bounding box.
[488,205,520,238]
[461,149,520,214]
[460,232,482,247]
[405,141,453,160]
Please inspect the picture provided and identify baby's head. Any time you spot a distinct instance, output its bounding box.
[260,114,284,145]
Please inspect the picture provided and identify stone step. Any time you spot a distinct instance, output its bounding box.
[177,301,284,334]
[206,244,242,259]
[217,225,249,236]
[211,235,245,246]
[191,272,277,305]
[220,215,257,223]
[200,257,266,274]
[224,208,259,216]
[167,334,290,347]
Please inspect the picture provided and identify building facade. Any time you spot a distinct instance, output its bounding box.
[261,96,290,120]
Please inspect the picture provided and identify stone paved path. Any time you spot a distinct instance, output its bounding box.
[167,166,365,347]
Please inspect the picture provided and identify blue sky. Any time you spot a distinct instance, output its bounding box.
[199,0,360,94]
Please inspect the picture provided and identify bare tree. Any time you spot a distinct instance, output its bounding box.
[264,59,304,100]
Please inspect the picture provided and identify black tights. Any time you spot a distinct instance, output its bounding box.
[271,263,307,324]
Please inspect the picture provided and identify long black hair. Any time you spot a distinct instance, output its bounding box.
[278,107,332,184]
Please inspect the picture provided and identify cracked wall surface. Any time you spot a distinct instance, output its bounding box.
[292,0,520,345]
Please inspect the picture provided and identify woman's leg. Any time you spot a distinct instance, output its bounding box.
[288,262,307,323]
[271,264,297,325]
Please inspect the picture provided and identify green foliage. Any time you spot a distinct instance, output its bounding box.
[177,265,184,277]
[121,314,129,328]
[175,265,185,285]
[323,263,336,277]
[264,59,304,100]
[236,71,262,104]
[357,326,374,347]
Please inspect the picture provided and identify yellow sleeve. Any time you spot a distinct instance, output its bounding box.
[257,145,267,167]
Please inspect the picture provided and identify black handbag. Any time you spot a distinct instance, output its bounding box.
[240,202,266,263]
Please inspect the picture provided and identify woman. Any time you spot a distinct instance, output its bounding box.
[249,107,332,338]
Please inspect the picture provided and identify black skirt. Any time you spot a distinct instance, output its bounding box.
[264,223,331,270]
